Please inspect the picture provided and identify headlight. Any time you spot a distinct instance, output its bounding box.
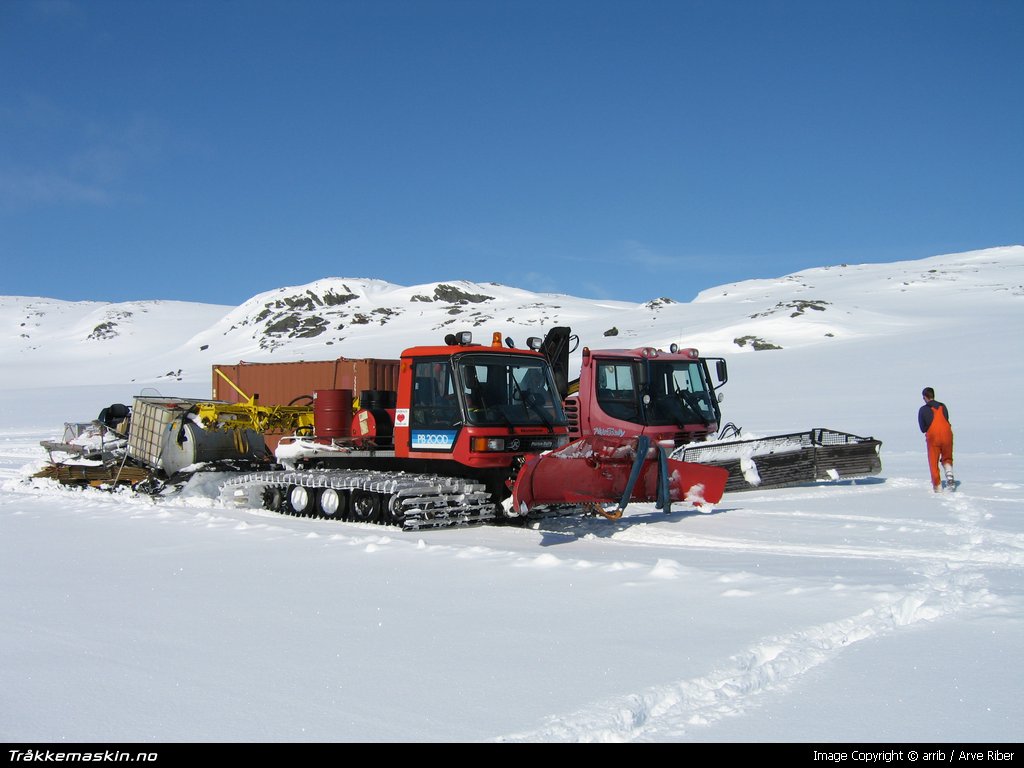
[470,436,505,452]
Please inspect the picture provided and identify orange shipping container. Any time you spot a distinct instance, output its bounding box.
[212,357,401,407]
[212,358,401,450]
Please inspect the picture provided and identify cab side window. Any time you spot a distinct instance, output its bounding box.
[595,362,640,422]
[411,361,459,428]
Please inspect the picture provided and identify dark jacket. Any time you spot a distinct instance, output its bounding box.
[918,400,950,433]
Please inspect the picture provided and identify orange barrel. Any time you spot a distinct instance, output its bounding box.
[313,389,352,438]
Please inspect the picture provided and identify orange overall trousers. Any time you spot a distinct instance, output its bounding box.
[925,405,954,488]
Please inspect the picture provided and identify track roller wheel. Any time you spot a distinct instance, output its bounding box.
[349,489,382,524]
[287,485,316,516]
[317,487,347,519]
[262,486,285,512]
[382,493,404,527]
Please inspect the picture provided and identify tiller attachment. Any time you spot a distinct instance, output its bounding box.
[511,435,729,518]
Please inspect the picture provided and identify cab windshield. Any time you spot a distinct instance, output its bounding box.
[595,358,718,427]
[456,354,566,427]
[642,359,719,427]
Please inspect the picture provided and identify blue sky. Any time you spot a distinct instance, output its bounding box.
[1,0,1022,306]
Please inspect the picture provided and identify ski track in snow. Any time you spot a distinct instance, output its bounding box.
[495,482,1018,742]
[604,518,1024,569]
[492,563,994,743]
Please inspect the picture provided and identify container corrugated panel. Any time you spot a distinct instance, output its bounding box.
[127,397,209,470]
[212,358,401,407]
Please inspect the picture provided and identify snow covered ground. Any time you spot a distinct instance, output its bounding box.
[1,247,1022,743]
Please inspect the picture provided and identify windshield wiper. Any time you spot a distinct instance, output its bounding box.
[512,380,554,427]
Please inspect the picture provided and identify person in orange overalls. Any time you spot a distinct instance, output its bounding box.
[918,387,954,492]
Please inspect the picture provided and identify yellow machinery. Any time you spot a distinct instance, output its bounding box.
[198,368,316,435]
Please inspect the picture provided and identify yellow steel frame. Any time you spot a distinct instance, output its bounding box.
[200,368,317,435]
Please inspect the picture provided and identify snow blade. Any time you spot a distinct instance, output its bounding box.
[675,427,882,492]
[511,435,729,516]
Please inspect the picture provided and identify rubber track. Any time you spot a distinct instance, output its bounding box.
[220,469,498,530]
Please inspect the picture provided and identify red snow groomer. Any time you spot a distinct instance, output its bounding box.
[531,327,883,495]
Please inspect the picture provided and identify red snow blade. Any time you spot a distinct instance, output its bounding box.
[511,435,728,517]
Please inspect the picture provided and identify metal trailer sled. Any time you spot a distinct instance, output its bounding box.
[673,427,883,492]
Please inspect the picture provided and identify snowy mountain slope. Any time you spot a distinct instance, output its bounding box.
[3,246,1021,394]
[1,296,233,388]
